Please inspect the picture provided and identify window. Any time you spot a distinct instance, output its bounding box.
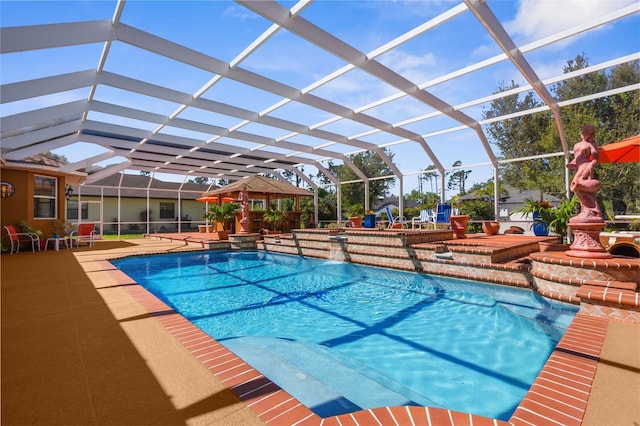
[159,202,175,219]
[66,201,88,220]
[34,175,56,219]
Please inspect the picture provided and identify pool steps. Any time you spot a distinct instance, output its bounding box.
[223,336,426,416]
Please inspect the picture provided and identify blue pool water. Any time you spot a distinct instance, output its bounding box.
[112,251,578,420]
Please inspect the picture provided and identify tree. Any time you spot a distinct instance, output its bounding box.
[484,55,639,213]
[205,203,239,231]
[328,148,396,209]
[446,160,471,195]
[420,165,440,194]
[281,167,304,187]
[189,176,210,185]
[483,81,562,197]
[405,188,438,207]
[463,178,508,221]
[553,55,640,214]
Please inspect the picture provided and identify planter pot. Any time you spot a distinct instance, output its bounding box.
[450,215,470,239]
[216,231,229,240]
[532,212,549,236]
[363,214,376,228]
[482,221,500,235]
[538,241,570,252]
[348,217,363,228]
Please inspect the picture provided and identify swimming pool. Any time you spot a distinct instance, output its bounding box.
[113,250,578,420]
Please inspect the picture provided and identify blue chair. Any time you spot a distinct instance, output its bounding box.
[412,209,434,229]
[434,204,452,229]
[385,206,409,229]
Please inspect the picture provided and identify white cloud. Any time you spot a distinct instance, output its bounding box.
[471,43,500,60]
[223,5,259,20]
[379,50,438,73]
[377,50,439,85]
[505,0,636,40]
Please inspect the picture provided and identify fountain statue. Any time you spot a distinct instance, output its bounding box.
[565,125,611,258]
[238,185,250,234]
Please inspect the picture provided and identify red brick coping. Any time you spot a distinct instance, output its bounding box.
[106,262,609,426]
[530,252,640,310]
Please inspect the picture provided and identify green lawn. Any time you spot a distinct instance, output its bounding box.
[102,234,145,240]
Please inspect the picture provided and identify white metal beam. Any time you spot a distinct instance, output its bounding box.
[464,0,569,158]
[0,70,96,104]
[237,0,498,168]
[2,134,80,160]
[0,20,115,53]
[1,100,87,133]
[59,150,118,172]
[1,120,82,151]
[83,160,132,184]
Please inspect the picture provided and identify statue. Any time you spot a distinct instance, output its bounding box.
[238,185,250,233]
[567,124,603,223]
[565,125,611,258]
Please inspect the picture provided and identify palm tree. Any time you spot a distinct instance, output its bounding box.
[205,203,239,231]
[263,208,286,232]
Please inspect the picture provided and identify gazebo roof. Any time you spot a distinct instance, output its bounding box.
[204,175,312,200]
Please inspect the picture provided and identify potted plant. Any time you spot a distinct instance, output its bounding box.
[345,204,365,228]
[204,203,239,239]
[546,196,580,243]
[512,196,579,248]
[53,220,73,238]
[511,199,553,236]
[19,220,45,250]
[262,208,286,233]
[363,210,376,228]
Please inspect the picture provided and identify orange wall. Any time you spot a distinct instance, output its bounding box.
[1,167,69,239]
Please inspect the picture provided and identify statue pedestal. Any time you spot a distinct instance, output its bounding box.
[566,222,611,258]
[239,217,250,234]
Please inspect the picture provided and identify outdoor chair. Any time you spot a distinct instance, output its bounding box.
[433,204,452,229]
[70,223,96,248]
[385,206,410,229]
[412,209,435,229]
[4,225,40,254]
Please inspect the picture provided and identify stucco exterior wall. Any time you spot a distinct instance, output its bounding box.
[1,167,69,238]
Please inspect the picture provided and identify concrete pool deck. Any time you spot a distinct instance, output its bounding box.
[2,238,638,425]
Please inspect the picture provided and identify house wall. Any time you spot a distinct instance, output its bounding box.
[1,167,69,239]
[69,195,207,233]
[1,168,30,230]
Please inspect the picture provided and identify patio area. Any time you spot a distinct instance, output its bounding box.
[2,237,638,425]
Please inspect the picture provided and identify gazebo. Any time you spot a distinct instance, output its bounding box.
[202,175,313,232]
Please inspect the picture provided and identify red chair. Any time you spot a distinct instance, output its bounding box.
[4,225,41,254]
[70,223,96,247]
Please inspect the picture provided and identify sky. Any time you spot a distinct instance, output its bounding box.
[1,0,638,197]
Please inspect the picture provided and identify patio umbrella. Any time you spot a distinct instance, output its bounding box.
[196,196,236,203]
[597,134,639,163]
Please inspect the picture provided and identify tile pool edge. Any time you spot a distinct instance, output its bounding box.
[107,259,608,426]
